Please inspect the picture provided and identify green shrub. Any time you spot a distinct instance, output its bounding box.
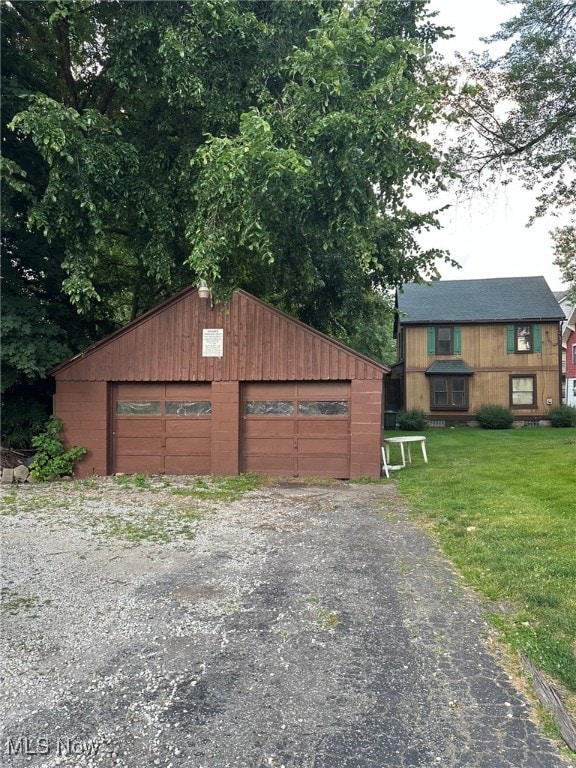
[548,405,576,427]
[29,417,87,481]
[396,409,428,431]
[475,404,514,430]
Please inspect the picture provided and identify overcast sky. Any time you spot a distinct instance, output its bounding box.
[421,0,567,291]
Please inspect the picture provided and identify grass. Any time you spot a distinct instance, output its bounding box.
[110,471,265,501]
[169,472,265,501]
[98,473,266,542]
[112,472,153,490]
[391,427,576,700]
[1,586,49,616]
[2,472,266,545]
[0,487,18,514]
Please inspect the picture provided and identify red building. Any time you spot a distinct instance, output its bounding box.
[51,288,388,479]
[564,306,576,407]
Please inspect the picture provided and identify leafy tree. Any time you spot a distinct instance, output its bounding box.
[1,4,206,444]
[447,0,576,295]
[3,0,455,442]
[188,2,456,334]
[553,226,576,301]
[1,1,124,444]
[5,0,339,313]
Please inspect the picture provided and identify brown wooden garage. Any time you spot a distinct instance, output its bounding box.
[242,382,350,477]
[51,289,388,479]
[112,383,212,474]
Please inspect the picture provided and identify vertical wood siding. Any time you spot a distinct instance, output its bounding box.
[404,322,561,416]
[53,289,387,480]
[406,370,560,417]
[54,290,385,383]
[405,323,560,371]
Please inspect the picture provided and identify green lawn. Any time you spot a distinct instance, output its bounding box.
[391,427,576,699]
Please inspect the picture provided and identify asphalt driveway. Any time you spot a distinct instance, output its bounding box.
[0,479,569,767]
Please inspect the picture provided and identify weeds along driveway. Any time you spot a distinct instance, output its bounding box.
[0,478,569,768]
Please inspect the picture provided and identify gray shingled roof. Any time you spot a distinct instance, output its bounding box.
[397,277,564,324]
[425,360,474,375]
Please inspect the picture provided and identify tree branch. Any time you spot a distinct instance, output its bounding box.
[104,226,132,237]
[98,83,118,116]
[54,16,80,113]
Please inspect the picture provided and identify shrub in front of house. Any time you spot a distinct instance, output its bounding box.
[475,405,514,430]
[548,405,576,428]
[396,409,428,431]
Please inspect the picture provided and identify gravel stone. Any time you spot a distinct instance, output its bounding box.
[0,478,570,767]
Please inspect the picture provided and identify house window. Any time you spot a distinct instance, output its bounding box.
[516,325,532,352]
[510,375,536,407]
[572,345,576,366]
[437,327,453,355]
[507,324,542,354]
[430,376,468,410]
[428,326,462,355]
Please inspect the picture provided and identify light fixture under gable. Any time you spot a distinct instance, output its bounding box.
[198,280,211,300]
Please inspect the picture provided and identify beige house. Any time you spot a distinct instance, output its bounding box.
[392,277,564,425]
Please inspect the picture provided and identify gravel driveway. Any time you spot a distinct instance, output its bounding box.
[0,477,569,768]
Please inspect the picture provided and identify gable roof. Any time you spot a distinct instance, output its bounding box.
[397,276,565,325]
[563,305,576,345]
[51,288,388,382]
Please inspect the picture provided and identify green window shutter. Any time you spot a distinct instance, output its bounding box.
[454,326,462,355]
[427,327,435,355]
[533,324,542,353]
[506,325,515,354]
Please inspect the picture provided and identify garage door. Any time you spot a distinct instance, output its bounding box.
[242,382,350,478]
[112,383,211,474]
